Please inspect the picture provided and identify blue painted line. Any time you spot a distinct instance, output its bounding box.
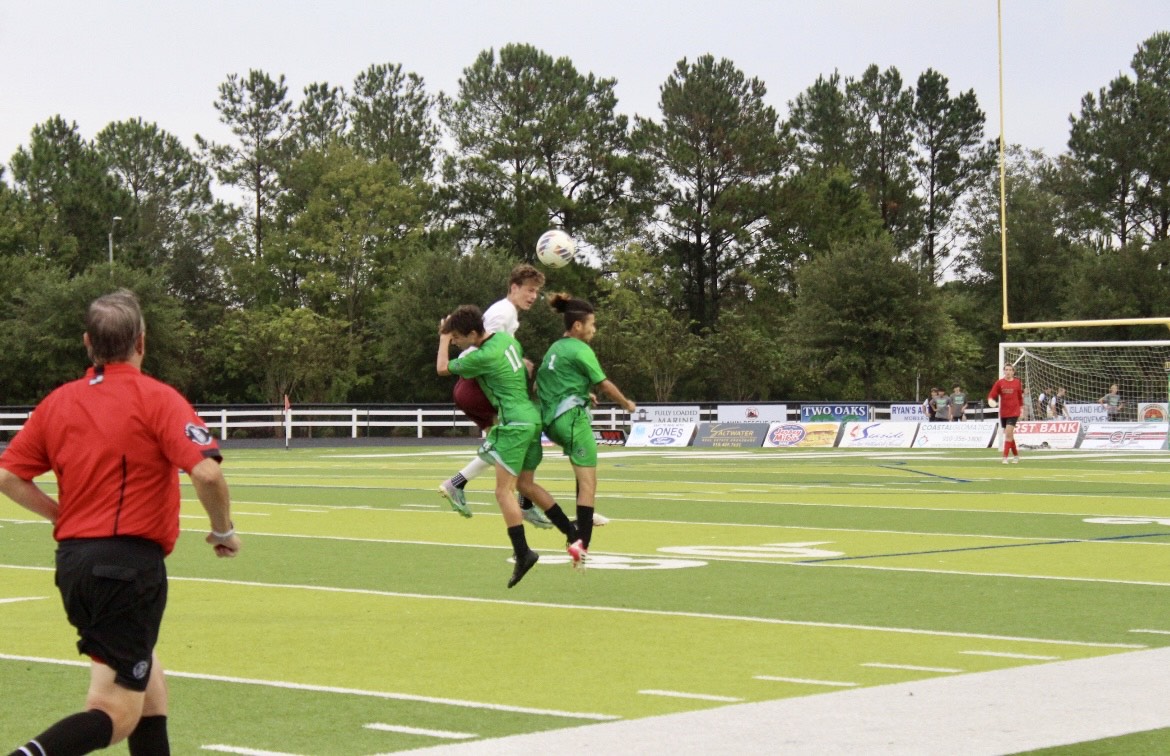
[798,531,1170,564]
[877,464,971,483]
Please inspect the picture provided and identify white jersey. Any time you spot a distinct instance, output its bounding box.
[458,298,520,357]
[482,298,519,336]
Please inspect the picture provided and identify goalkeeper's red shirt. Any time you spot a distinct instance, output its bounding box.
[0,363,221,555]
[988,377,1024,419]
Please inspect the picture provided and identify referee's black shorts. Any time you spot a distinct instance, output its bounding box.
[55,536,168,692]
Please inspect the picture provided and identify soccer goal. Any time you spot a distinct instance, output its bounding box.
[999,341,1170,421]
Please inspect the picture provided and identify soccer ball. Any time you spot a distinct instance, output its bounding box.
[535,229,575,268]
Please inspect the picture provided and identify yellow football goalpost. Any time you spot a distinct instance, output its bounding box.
[995,0,1170,331]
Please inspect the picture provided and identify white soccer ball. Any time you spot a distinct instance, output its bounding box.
[535,229,575,268]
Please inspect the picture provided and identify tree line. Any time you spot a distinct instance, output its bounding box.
[2,34,1169,407]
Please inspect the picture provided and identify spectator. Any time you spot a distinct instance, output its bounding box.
[1052,387,1069,420]
[950,384,967,421]
[1099,384,1124,421]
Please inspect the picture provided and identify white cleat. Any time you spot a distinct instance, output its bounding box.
[592,512,610,526]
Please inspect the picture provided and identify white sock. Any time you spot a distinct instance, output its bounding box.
[460,455,492,482]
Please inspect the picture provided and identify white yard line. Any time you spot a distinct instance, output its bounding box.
[753,675,858,687]
[862,662,963,673]
[0,652,618,721]
[202,746,304,756]
[960,650,1060,660]
[364,723,477,739]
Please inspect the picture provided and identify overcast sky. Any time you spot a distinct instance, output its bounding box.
[2,0,1168,177]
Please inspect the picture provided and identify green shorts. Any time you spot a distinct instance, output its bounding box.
[545,407,597,467]
[479,421,543,476]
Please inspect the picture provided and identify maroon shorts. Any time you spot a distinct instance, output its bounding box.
[454,378,496,431]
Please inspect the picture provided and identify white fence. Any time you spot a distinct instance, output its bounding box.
[0,406,637,441]
[0,403,997,441]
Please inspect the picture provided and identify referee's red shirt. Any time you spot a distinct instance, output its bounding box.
[0,363,221,555]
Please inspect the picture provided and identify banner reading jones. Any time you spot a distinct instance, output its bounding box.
[625,423,697,448]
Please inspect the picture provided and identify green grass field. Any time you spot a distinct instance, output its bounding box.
[3,445,1170,753]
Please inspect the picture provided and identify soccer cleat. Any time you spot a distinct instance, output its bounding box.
[1002,458,1010,464]
[592,512,610,527]
[508,550,539,588]
[1010,456,1020,464]
[438,480,471,518]
[521,504,554,529]
[567,539,588,569]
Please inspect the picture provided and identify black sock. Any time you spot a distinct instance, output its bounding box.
[15,710,113,755]
[507,524,529,556]
[518,493,533,510]
[452,473,468,489]
[539,503,572,535]
[128,715,169,756]
[577,505,595,549]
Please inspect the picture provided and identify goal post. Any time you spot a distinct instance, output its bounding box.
[999,341,1170,422]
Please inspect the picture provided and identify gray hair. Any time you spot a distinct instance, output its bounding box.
[86,289,144,364]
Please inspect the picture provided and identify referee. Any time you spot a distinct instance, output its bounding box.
[0,289,240,755]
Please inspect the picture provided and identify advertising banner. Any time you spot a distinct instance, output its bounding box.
[593,429,628,446]
[716,404,788,423]
[1138,403,1169,423]
[839,421,918,448]
[890,403,929,420]
[1079,423,1169,450]
[630,405,701,424]
[1066,403,1108,423]
[692,423,769,448]
[625,423,697,448]
[1014,421,1081,450]
[912,421,998,448]
[761,422,841,448]
[801,404,872,422]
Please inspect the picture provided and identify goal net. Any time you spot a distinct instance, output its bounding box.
[999,342,1170,422]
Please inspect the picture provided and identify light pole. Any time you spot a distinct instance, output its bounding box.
[108,216,122,275]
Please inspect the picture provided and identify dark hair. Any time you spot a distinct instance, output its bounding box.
[441,304,485,337]
[547,292,594,330]
[86,289,144,364]
[509,263,545,289]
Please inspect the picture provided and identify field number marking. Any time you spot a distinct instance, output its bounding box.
[660,543,845,560]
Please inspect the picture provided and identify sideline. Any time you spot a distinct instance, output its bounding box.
[397,646,1170,755]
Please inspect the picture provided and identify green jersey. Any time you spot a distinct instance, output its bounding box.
[536,337,607,426]
[448,333,539,425]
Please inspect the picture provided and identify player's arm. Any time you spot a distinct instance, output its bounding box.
[437,330,455,376]
[190,458,240,558]
[0,468,59,523]
[596,379,635,413]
